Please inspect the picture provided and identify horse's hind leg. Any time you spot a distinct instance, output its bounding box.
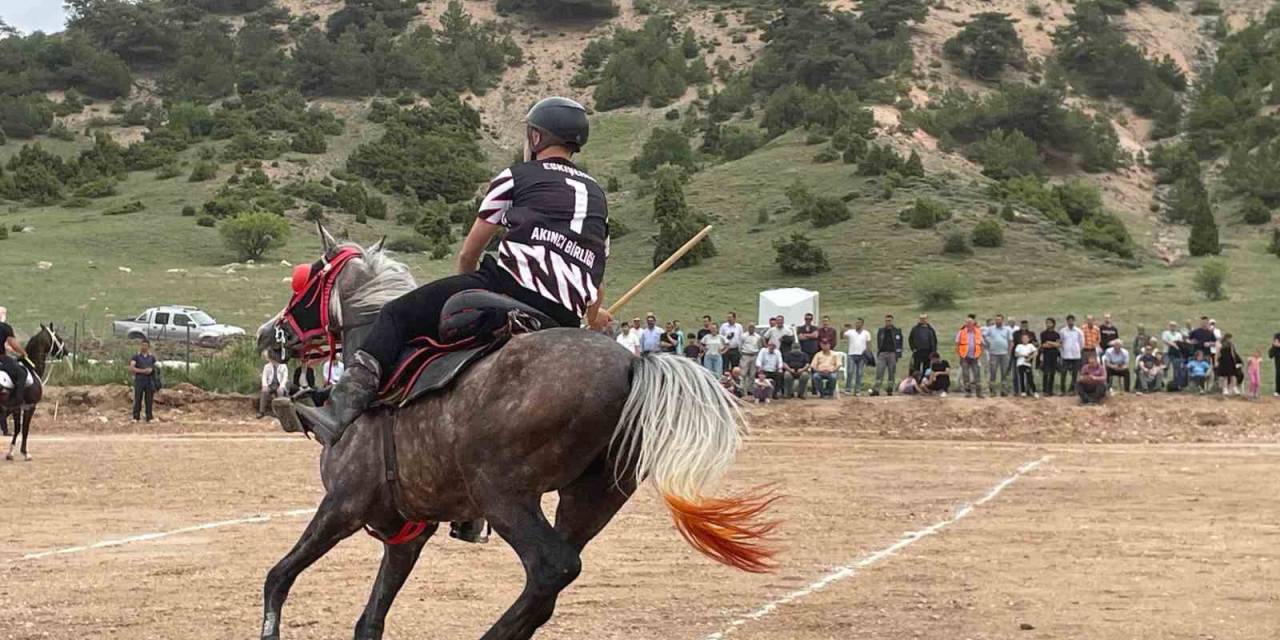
[553,455,637,551]
[19,408,32,461]
[1,410,8,437]
[261,493,365,640]
[353,527,437,640]
[480,499,582,640]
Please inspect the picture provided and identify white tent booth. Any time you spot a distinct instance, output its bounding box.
[757,287,820,328]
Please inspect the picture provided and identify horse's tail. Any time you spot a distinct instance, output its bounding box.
[612,353,778,573]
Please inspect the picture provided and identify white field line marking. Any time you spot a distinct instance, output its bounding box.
[703,455,1052,640]
[8,508,317,563]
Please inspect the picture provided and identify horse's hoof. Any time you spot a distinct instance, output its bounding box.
[4,453,11,461]
[23,454,32,462]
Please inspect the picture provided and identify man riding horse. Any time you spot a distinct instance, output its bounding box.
[0,307,31,403]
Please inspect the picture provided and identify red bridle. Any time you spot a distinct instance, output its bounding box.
[279,246,362,364]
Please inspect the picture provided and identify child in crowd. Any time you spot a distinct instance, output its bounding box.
[752,370,773,403]
[1014,332,1039,398]
[1246,350,1263,401]
[897,374,918,395]
[1187,351,1212,394]
[720,367,743,398]
[682,333,701,360]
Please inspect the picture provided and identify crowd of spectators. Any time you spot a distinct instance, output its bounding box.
[607,311,1280,405]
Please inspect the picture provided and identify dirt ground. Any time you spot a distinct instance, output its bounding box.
[3,394,1280,639]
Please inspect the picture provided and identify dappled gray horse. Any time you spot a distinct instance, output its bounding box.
[255,225,777,640]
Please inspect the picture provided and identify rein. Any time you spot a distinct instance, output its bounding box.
[280,247,363,365]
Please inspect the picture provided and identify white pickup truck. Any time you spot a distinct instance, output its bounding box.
[112,306,246,347]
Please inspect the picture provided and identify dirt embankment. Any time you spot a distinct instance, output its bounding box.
[34,384,259,434]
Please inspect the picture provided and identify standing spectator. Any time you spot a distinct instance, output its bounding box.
[782,343,812,399]
[719,312,745,370]
[843,319,872,395]
[1216,333,1244,396]
[1039,318,1061,397]
[920,352,950,396]
[810,342,841,398]
[872,314,903,396]
[1081,315,1102,357]
[696,315,715,341]
[797,313,821,361]
[639,314,664,354]
[1011,319,1038,395]
[1245,350,1262,401]
[1013,332,1038,397]
[1098,314,1120,354]
[763,316,792,349]
[616,324,641,355]
[1187,351,1212,394]
[701,329,728,376]
[1103,340,1131,394]
[1187,317,1217,359]
[984,314,1013,397]
[1271,333,1280,397]
[955,314,985,398]
[1077,351,1107,405]
[755,342,785,399]
[751,370,774,404]
[1161,321,1186,391]
[660,322,680,353]
[818,316,838,358]
[631,317,643,332]
[740,323,763,392]
[671,320,686,353]
[907,314,938,376]
[1132,324,1151,357]
[720,367,744,398]
[259,350,289,419]
[1058,315,1084,395]
[1135,345,1164,394]
[682,333,701,360]
[129,339,158,423]
[981,318,994,373]
[1209,320,1223,362]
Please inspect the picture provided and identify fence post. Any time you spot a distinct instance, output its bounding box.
[71,322,78,372]
[185,326,191,376]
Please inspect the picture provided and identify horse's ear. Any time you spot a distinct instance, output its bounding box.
[368,236,386,254]
[317,222,339,256]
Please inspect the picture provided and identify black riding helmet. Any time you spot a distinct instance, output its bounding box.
[526,97,589,155]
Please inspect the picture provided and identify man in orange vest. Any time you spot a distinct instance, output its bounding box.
[955,313,985,398]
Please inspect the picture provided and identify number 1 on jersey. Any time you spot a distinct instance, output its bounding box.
[566,178,588,234]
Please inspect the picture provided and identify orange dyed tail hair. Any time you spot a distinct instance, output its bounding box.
[663,489,780,573]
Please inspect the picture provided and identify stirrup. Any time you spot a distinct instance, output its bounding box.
[449,519,490,544]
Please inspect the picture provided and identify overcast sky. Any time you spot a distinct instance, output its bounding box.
[3,1,69,35]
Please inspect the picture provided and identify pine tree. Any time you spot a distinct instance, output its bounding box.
[1188,202,1221,256]
[651,165,716,269]
[903,149,925,178]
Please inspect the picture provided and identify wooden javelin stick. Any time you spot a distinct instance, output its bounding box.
[607,225,713,316]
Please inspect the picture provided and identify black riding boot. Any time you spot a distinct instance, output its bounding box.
[450,519,490,544]
[294,350,381,446]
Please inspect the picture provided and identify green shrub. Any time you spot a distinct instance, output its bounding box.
[651,165,716,268]
[386,235,431,253]
[74,179,118,199]
[197,215,217,228]
[291,127,328,154]
[220,211,290,260]
[1082,211,1135,258]
[103,200,146,216]
[1269,229,1280,257]
[630,127,695,176]
[1193,260,1228,300]
[970,219,1004,247]
[944,12,1027,80]
[156,164,182,180]
[1242,197,1272,225]
[606,176,621,192]
[0,226,7,240]
[181,205,197,217]
[773,233,831,275]
[1188,204,1221,256]
[969,129,1044,180]
[900,198,952,229]
[911,268,965,310]
[807,196,851,227]
[942,231,972,255]
[346,99,488,204]
[303,204,325,222]
[189,161,219,182]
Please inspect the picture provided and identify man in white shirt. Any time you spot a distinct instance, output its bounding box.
[615,325,640,355]
[1160,320,1185,391]
[739,323,764,393]
[1057,314,1085,396]
[719,312,745,370]
[763,316,791,349]
[755,342,784,399]
[639,314,664,354]
[259,350,289,419]
[842,318,872,395]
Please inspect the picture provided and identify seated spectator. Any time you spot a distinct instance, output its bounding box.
[919,352,950,396]
[682,333,701,360]
[782,344,811,399]
[897,374,919,395]
[1102,339,1131,394]
[755,342,785,399]
[720,367,744,398]
[810,341,841,398]
[1135,345,1164,394]
[258,350,289,420]
[1077,351,1107,405]
[1187,351,1212,394]
[751,370,774,403]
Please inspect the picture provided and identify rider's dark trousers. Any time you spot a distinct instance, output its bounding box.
[361,256,578,383]
[132,378,155,421]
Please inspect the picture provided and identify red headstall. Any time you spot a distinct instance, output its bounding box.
[279,246,362,364]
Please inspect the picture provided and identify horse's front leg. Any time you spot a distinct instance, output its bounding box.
[353,526,436,640]
[261,492,365,640]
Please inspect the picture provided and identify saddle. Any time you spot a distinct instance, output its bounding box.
[372,290,555,408]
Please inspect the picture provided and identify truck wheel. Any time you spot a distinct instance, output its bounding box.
[128,332,146,341]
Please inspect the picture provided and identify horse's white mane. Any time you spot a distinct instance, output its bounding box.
[343,243,418,316]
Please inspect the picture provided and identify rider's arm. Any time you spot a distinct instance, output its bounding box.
[458,219,502,274]
[6,337,27,359]
[586,288,611,330]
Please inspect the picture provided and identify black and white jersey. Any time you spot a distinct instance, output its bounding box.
[478,158,609,317]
